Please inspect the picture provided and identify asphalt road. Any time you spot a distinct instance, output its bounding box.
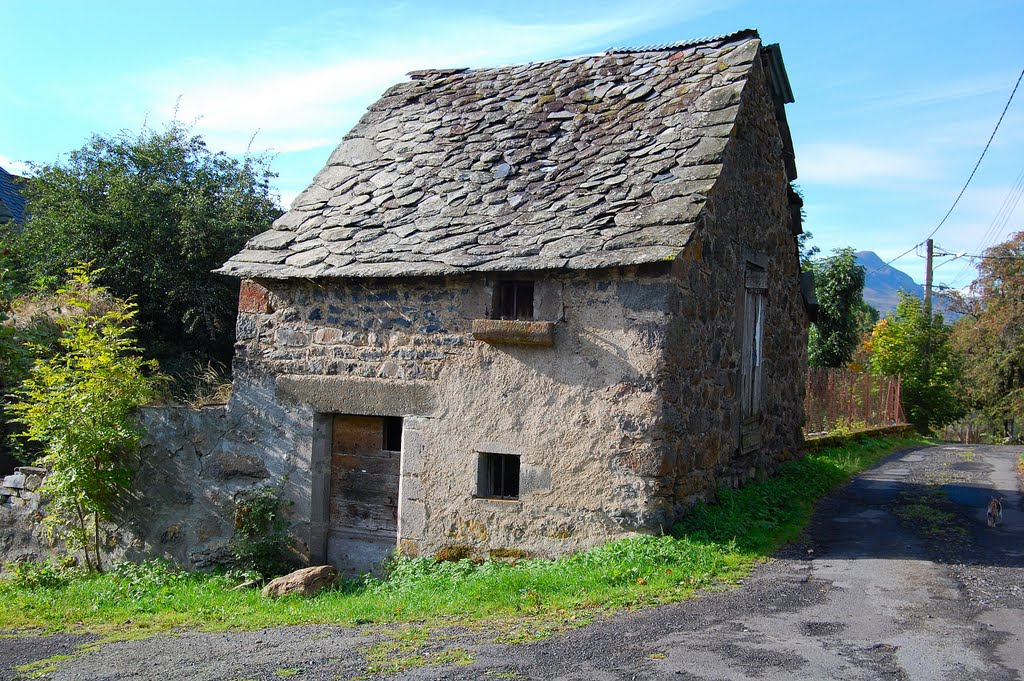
[2,443,1022,680]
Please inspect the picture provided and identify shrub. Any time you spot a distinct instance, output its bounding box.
[230,485,293,578]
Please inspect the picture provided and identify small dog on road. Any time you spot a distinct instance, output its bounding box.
[987,496,1004,528]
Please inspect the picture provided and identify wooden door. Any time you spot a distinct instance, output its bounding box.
[327,415,401,576]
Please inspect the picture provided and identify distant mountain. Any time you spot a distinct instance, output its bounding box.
[855,251,923,315]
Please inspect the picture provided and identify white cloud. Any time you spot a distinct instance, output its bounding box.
[0,155,33,176]
[134,1,725,158]
[797,143,932,185]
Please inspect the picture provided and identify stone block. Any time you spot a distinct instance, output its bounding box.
[238,280,273,314]
[2,474,25,490]
[204,452,270,481]
[277,375,437,417]
[399,499,427,540]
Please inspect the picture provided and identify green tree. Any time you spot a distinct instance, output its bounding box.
[5,122,281,374]
[9,266,163,570]
[808,247,867,367]
[868,291,963,432]
[949,232,1024,437]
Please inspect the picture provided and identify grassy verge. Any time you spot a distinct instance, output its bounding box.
[0,436,922,635]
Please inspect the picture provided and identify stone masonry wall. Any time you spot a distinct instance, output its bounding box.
[232,267,675,564]
[0,406,292,571]
[661,53,806,514]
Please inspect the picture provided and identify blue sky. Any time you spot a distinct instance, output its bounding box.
[4,0,1023,289]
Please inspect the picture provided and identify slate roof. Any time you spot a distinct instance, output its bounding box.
[220,29,777,280]
[0,166,27,225]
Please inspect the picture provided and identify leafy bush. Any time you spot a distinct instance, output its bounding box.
[8,266,165,570]
[5,121,282,374]
[230,485,293,578]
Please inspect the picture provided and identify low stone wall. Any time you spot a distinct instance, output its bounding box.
[0,405,288,571]
[802,424,916,452]
[0,467,50,564]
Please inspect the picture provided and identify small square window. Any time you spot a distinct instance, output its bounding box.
[495,281,534,321]
[477,452,520,499]
[383,416,403,452]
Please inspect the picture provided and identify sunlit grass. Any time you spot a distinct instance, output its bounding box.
[0,435,922,634]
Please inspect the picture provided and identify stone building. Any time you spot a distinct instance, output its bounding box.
[213,29,811,576]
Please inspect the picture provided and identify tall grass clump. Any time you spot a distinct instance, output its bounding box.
[0,435,920,633]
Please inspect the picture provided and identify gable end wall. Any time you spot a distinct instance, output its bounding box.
[662,54,807,515]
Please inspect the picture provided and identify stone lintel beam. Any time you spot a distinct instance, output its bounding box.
[276,375,437,417]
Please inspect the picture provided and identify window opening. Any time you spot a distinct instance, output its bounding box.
[477,452,520,499]
[741,264,767,418]
[383,416,403,452]
[495,281,534,321]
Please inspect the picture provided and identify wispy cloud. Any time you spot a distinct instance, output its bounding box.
[133,1,726,156]
[856,72,1018,112]
[797,143,933,186]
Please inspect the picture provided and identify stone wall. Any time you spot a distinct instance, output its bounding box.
[0,406,294,571]
[0,467,49,563]
[660,51,806,515]
[232,267,674,568]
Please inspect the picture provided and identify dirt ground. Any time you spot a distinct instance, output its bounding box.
[1,443,1021,680]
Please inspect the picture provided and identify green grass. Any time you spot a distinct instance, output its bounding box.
[0,436,921,635]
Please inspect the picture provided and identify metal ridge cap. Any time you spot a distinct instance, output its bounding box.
[606,28,760,54]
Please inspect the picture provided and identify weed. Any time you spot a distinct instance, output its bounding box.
[894,486,968,542]
[358,628,473,677]
[273,669,301,678]
[3,560,79,590]
[14,654,74,679]
[230,485,294,578]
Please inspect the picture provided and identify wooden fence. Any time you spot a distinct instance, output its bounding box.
[803,368,904,436]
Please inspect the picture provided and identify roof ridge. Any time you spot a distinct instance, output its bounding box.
[406,29,761,81]
[606,28,760,54]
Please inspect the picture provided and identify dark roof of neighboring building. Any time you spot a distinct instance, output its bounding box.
[220,29,789,280]
[0,166,27,225]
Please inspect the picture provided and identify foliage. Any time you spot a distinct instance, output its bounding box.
[797,232,819,270]
[949,232,1024,437]
[0,436,919,633]
[808,247,868,368]
[868,292,963,431]
[7,266,164,570]
[230,485,293,578]
[101,559,189,601]
[2,559,79,590]
[4,121,281,374]
[174,360,233,407]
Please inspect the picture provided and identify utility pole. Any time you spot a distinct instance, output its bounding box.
[922,238,934,381]
[924,238,933,322]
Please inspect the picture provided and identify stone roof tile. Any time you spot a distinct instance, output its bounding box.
[219,31,766,280]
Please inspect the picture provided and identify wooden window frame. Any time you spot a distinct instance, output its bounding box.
[476,451,521,500]
[494,280,534,321]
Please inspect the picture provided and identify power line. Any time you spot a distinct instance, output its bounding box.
[866,64,1024,278]
[922,65,1024,243]
[949,164,1024,285]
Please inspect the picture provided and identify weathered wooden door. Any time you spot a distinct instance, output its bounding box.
[327,415,401,576]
